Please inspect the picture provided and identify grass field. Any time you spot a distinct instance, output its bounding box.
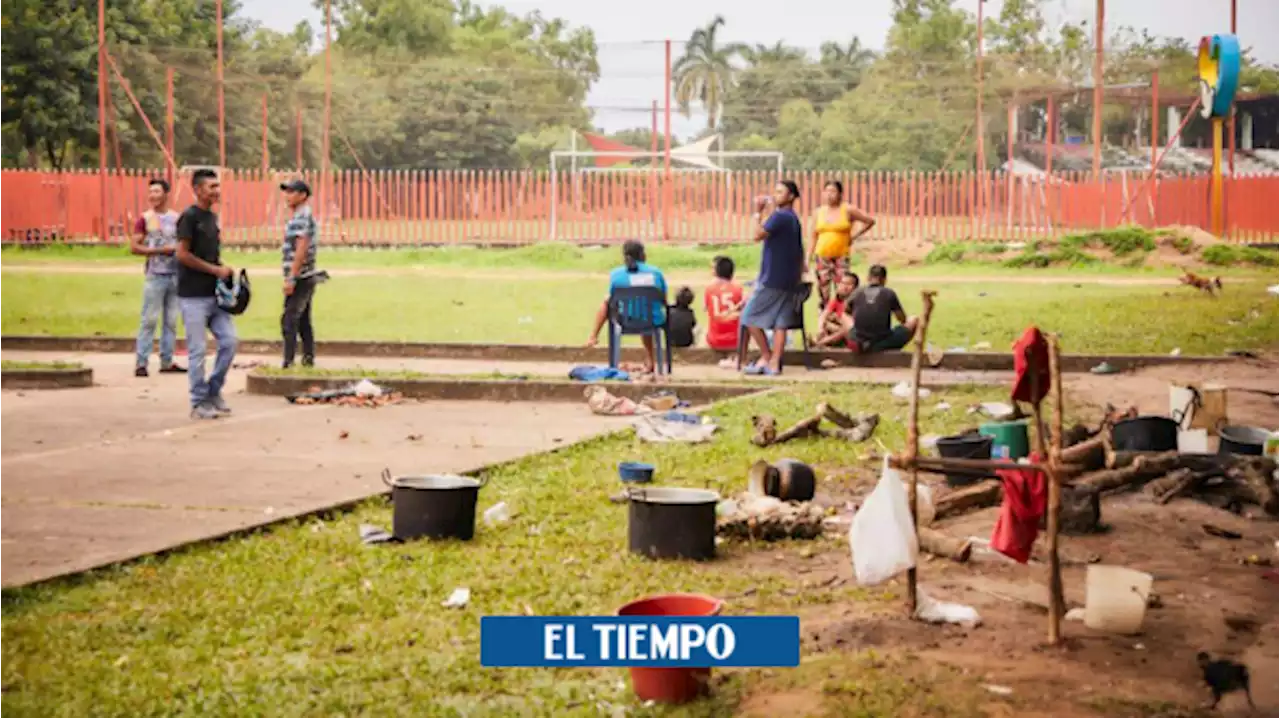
[1,382,1017,717]
[3,242,1276,278]
[3,264,1276,355]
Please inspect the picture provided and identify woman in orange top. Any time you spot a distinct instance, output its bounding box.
[808,180,875,306]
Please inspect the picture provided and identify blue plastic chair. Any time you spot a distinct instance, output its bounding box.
[607,285,672,375]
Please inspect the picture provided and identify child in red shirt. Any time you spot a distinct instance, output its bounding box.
[704,255,745,354]
[813,271,860,349]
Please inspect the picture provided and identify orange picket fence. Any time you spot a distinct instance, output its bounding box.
[2,167,1275,246]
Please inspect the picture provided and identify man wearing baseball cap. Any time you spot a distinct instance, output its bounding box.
[279,178,319,367]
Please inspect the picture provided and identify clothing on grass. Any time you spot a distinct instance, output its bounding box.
[179,297,238,407]
[849,285,903,346]
[176,205,222,298]
[135,209,180,276]
[667,305,696,348]
[1011,326,1051,405]
[136,274,179,367]
[742,286,804,330]
[813,205,854,260]
[704,280,744,351]
[282,204,319,279]
[990,451,1047,563]
[569,365,631,382]
[282,277,316,367]
[757,208,804,291]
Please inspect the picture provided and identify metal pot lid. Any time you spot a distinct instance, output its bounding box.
[629,487,720,505]
[1219,425,1273,444]
[391,474,481,490]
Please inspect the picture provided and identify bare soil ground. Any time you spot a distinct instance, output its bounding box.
[728,360,1279,717]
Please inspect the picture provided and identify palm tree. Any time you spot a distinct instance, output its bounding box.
[819,36,880,74]
[737,41,807,67]
[672,15,740,130]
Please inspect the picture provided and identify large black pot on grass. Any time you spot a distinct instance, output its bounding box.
[382,470,486,541]
[627,487,719,561]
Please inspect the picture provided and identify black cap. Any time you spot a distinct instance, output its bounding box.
[279,179,311,196]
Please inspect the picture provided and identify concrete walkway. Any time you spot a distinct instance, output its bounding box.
[0,352,624,588]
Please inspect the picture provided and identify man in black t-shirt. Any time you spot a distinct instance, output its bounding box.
[176,169,238,420]
[848,264,919,353]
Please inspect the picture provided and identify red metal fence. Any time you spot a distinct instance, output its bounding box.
[2,168,1275,245]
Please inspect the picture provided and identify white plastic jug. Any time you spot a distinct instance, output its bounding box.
[1084,565,1153,635]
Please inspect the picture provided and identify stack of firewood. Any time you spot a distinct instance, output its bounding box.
[750,403,879,447]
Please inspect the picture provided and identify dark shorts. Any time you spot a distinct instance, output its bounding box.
[742,286,803,330]
[851,324,913,353]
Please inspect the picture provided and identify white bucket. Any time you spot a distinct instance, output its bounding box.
[1084,565,1153,635]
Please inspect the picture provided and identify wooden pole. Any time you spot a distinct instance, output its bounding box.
[322,0,333,219]
[975,0,985,172]
[1047,334,1065,644]
[1150,69,1159,172]
[905,290,938,615]
[1092,0,1104,178]
[216,0,225,169]
[261,94,269,173]
[663,39,672,242]
[295,108,304,169]
[97,0,107,241]
[165,67,175,186]
[1228,0,1237,176]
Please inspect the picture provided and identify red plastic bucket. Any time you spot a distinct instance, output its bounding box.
[616,593,724,705]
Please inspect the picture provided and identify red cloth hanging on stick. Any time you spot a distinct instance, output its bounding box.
[1010,326,1050,405]
[990,451,1047,563]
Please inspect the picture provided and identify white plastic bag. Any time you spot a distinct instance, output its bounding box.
[849,458,919,586]
[915,587,981,626]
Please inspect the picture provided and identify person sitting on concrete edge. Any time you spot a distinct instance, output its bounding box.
[667,286,697,349]
[586,240,668,374]
[848,264,919,353]
[812,270,860,349]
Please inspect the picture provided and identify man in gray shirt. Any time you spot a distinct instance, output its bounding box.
[848,264,919,352]
[130,178,186,377]
[279,179,319,368]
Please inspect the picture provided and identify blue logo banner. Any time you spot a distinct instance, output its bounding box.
[480,616,801,667]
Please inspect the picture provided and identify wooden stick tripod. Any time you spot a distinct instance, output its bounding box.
[896,289,1067,644]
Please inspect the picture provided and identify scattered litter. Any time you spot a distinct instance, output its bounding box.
[569,365,631,382]
[517,316,534,324]
[891,380,931,400]
[359,524,396,545]
[972,341,992,351]
[231,360,264,369]
[1170,347,1182,357]
[442,588,471,609]
[1268,285,1279,296]
[947,346,968,353]
[338,430,350,439]
[934,401,952,412]
[983,684,1013,696]
[406,433,423,441]
[289,382,404,407]
[717,358,737,370]
[820,358,838,370]
[717,493,827,541]
[162,430,173,437]
[926,343,944,366]
[1090,362,1118,375]
[483,502,511,525]
[263,506,275,515]
[850,459,918,586]
[1065,607,1087,622]
[634,413,717,443]
[1133,643,1145,650]
[968,402,1015,420]
[640,391,687,411]
[915,588,982,626]
[584,386,650,416]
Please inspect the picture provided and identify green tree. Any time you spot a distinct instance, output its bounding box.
[672,15,739,130]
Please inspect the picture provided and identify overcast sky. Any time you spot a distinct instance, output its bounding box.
[241,0,1279,138]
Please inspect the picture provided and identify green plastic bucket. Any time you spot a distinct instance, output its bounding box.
[980,420,1030,460]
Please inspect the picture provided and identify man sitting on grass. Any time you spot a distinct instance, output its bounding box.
[812,271,860,349]
[848,264,919,353]
[586,240,667,374]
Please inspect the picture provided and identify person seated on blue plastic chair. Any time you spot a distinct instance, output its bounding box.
[586,240,668,374]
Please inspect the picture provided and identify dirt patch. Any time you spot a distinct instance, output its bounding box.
[723,362,1277,716]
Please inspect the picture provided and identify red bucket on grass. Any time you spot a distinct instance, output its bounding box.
[616,593,724,705]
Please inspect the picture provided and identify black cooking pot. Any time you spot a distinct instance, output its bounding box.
[1111,415,1179,452]
[746,459,816,501]
[627,487,719,561]
[382,469,487,541]
[935,433,995,486]
[1217,425,1270,456]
